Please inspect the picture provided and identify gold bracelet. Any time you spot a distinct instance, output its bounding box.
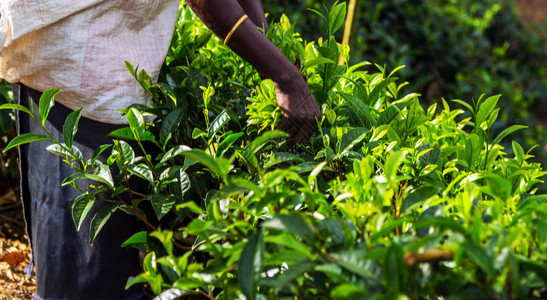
[224,14,248,45]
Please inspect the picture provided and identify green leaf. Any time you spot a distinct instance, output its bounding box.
[492,125,527,145]
[384,151,406,181]
[249,130,288,153]
[160,144,192,164]
[39,88,59,125]
[385,242,406,296]
[127,108,155,142]
[216,132,243,158]
[90,144,112,164]
[330,283,367,299]
[62,108,82,149]
[512,141,524,164]
[160,107,184,146]
[0,103,32,115]
[89,203,118,243]
[72,194,95,231]
[332,251,381,283]
[46,144,75,159]
[378,100,412,125]
[127,163,154,184]
[304,57,336,69]
[108,127,136,141]
[262,214,314,242]
[208,109,230,139]
[328,2,346,34]
[177,201,204,215]
[414,217,468,237]
[463,243,495,277]
[124,60,137,78]
[475,94,500,127]
[3,133,51,152]
[264,152,303,169]
[238,230,264,300]
[121,231,148,248]
[401,186,439,212]
[180,149,231,182]
[520,260,547,286]
[452,99,474,114]
[338,92,376,127]
[149,194,176,220]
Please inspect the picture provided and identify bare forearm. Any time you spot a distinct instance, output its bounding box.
[186,0,297,83]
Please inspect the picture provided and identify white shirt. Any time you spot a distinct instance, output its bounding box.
[0,0,179,124]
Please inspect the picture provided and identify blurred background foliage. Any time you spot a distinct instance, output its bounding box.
[1,0,546,186]
[264,0,546,168]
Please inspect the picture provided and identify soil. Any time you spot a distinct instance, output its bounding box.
[514,0,547,25]
[0,183,36,299]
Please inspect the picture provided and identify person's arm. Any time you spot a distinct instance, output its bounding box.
[235,0,268,32]
[186,0,320,143]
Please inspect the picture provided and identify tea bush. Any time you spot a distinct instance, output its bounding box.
[265,0,547,172]
[2,2,547,299]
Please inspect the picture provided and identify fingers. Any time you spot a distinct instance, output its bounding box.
[277,114,318,145]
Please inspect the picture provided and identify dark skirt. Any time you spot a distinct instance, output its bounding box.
[14,83,146,300]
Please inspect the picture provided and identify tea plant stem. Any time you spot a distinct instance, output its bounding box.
[114,192,192,250]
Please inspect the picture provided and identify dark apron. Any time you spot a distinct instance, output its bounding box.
[14,83,147,300]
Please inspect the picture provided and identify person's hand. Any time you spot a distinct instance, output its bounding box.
[274,75,321,144]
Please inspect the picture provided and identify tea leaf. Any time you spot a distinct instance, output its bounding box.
[127,163,154,184]
[62,108,82,149]
[338,92,376,127]
[208,109,230,139]
[385,243,405,296]
[149,194,176,220]
[72,194,95,231]
[328,2,346,34]
[475,94,500,127]
[89,203,118,243]
[249,130,288,153]
[160,107,184,146]
[39,88,59,125]
[492,125,527,145]
[262,214,314,242]
[463,243,495,277]
[216,132,243,158]
[3,133,51,152]
[122,231,148,248]
[238,230,264,300]
[0,103,32,115]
